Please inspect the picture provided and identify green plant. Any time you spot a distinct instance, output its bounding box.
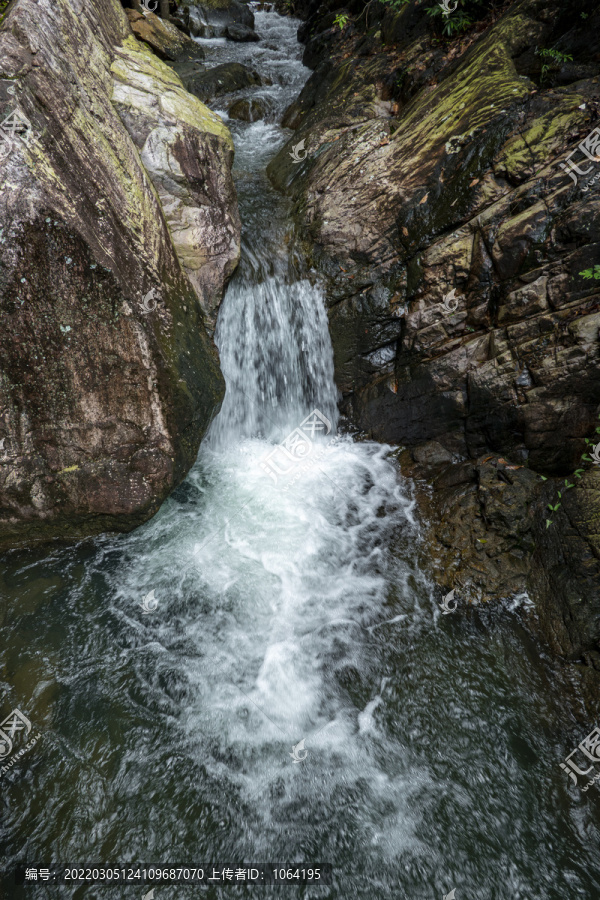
[333,12,350,30]
[542,413,599,527]
[580,265,600,280]
[425,0,488,38]
[536,48,574,83]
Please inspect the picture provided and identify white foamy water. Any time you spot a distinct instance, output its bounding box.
[112,412,426,858]
[105,6,431,854]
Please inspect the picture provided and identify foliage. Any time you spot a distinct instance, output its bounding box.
[580,265,600,280]
[333,12,350,29]
[425,0,488,38]
[536,47,574,83]
[542,412,600,527]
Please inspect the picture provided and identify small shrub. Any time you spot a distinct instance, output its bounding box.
[425,0,488,37]
[536,48,574,83]
[333,12,350,30]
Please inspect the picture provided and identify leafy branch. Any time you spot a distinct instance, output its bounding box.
[536,47,574,83]
[542,412,600,527]
[426,0,489,37]
[580,266,600,280]
[333,12,350,30]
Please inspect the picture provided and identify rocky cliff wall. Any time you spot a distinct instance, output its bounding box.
[268,0,600,715]
[0,0,240,550]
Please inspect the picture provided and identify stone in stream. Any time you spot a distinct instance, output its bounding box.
[168,57,208,90]
[228,98,268,122]
[224,23,261,42]
[184,62,264,103]
[0,0,241,551]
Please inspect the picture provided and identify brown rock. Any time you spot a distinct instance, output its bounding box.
[125,8,200,61]
[0,0,240,550]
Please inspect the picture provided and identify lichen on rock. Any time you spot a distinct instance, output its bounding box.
[0,0,241,550]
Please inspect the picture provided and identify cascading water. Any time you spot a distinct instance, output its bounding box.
[2,8,600,900]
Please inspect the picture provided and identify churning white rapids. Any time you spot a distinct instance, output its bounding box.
[112,2,429,864]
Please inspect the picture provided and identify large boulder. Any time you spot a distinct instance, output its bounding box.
[125,8,202,61]
[228,97,269,122]
[0,0,241,550]
[183,61,263,102]
[224,23,260,42]
[112,43,241,329]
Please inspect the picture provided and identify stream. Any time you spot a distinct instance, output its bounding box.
[1,7,600,900]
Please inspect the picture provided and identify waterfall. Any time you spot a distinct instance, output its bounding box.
[209,276,339,445]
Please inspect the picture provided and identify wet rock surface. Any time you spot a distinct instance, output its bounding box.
[181,60,264,101]
[270,0,600,710]
[0,0,241,550]
[225,23,261,41]
[401,439,600,717]
[126,8,200,60]
[187,0,255,38]
[227,96,268,120]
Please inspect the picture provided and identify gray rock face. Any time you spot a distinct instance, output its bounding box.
[269,0,600,476]
[0,0,241,550]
